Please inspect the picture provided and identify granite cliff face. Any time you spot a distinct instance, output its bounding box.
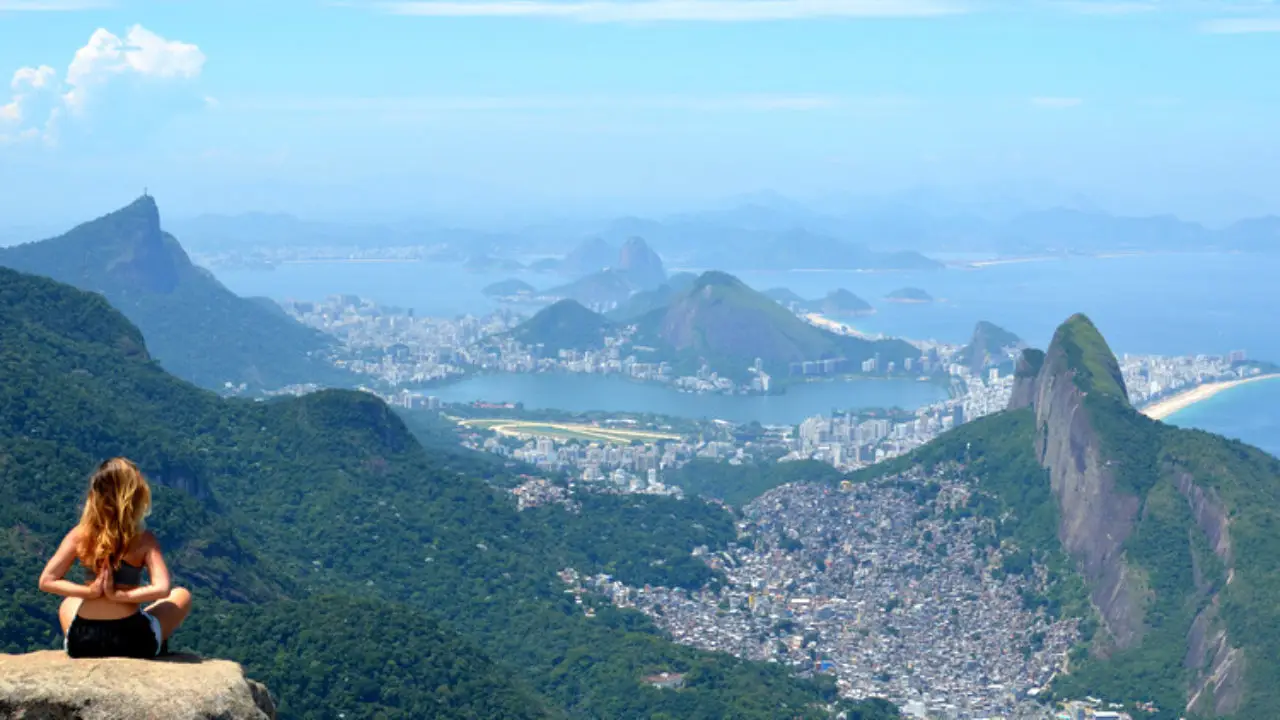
[1009,314,1250,715]
[0,651,276,720]
[1023,319,1146,650]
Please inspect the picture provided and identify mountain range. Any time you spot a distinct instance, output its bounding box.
[146,194,1280,275]
[515,271,917,381]
[0,263,896,719]
[860,314,1280,718]
[0,197,349,392]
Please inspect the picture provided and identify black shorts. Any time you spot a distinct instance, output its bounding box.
[65,612,162,659]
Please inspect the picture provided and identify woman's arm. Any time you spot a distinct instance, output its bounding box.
[105,533,172,604]
[38,529,104,600]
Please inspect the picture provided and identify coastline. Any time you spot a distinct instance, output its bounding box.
[1140,374,1280,421]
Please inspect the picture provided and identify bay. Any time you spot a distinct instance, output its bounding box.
[214,253,1280,440]
[427,373,948,426]
[216,253,1280,361]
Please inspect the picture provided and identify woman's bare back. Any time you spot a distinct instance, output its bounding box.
[73,530,156,621]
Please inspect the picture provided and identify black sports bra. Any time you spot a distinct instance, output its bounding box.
[112,560,147,586]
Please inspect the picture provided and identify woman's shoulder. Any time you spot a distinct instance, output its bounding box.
[128,531,160,554]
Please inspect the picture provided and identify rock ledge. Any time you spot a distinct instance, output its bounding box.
[0,650,275,720]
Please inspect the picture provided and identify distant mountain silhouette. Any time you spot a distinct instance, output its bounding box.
[559,237,617,277]
[607,272,697,322]
[616,237,667,289]
[803,289,874,317]
[633,271,916,380]
[0,196,347,391]
[541,270,635,307]
[885,287,934,304]
[510,299,614,354]
[762,287,806,306]
[957,321,1024,374]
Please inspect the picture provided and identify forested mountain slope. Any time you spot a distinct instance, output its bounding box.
[857,314,1280,719]
[0,197,348,391]
[0,265,894,719]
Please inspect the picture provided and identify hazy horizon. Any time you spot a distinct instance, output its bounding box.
[3,0,1279,227]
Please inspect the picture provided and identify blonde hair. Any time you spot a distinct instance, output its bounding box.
[76,457,152,572]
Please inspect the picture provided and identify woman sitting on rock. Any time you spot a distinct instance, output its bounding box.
[37,457,193,658]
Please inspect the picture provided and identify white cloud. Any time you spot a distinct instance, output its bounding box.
[0,0,111,9]
[1030,96,1084,108]
[0,25,205,145]
[376,0,969,22]
[1201,17,1280,32]
[1,65,57,126]
[63,25,206,113]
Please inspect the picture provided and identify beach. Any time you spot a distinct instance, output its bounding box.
[1141,374,1280,421]
[805,313,878,340]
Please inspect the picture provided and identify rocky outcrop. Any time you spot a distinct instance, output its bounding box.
[617,237,666,289]
[1007,348,1044,411]
[0,651,275,720]
[1173,469,1246,716]
[1014,314,1250,712]
[962,321,1025,375]
[1184,597,1246,716]
[1029,337,1146,650]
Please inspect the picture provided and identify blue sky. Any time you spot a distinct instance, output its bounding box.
[0,0,1278,224]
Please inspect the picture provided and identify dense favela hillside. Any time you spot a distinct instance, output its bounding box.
[859,313,1280,719]
[0,265,898,719]
[0,196,350,392]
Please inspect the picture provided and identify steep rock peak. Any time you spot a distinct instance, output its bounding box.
[76,194,182,294]
[1029,314,1145,650]
[617,236,666,288]
[618,236,655,262]
[0,651,276,719]
[1046,313,1129,404]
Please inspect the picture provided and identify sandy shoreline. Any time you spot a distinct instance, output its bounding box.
[1140,374,1280,421]
[805,313,878,340]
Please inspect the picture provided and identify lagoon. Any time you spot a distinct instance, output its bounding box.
[428,373,949,426]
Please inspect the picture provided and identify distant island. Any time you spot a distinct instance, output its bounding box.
[482,278,536,298]
[805,289,875,317]
[886,287,934,304]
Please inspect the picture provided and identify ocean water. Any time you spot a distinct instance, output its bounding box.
[216,253,1280,361]
[1164,378,1280,458]
[214,253,1280,449]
